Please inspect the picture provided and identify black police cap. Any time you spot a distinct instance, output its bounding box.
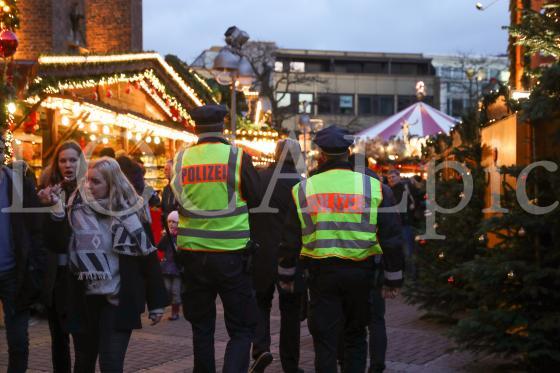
[313,125,354,155]
[189,105,228,126]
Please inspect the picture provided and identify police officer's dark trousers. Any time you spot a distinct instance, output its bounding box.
[180,250,258,373]
[307,263,372,373]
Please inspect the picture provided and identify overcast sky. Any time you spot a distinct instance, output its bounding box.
[143,0,510,63]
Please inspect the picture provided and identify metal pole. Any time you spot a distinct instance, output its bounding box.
[231,76,237,141]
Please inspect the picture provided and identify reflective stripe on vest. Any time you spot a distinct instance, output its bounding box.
[295,169,383,261]
[175,143,250,252]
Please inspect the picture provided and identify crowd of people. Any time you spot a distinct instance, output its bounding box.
[0,103,425,373]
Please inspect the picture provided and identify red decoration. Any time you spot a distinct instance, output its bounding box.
[133,81,140,90]
[0,29,18,58]
[92,91,98,100]
[125,84,132,94]
[448,276,454,284]
[106,89,112,98]
[79,136,86,149]
[23,112,38,134]
[419,239,427,246]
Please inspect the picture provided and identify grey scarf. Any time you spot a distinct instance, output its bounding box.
[68,193,156,281]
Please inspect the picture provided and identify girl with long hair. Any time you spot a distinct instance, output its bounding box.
[37,140,86,373]
[67,157,167,373]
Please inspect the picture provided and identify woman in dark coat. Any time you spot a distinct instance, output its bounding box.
[67,157,167,373]
[37,140,86,373]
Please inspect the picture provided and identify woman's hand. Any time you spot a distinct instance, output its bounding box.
[38,184,63,205]
[37,186,54,205]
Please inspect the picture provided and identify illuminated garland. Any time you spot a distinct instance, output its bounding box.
[38,53,205,106]
[40,96,197,143]
[31,69,194,125]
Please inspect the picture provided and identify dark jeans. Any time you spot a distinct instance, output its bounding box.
[252,283,303,373]
[307,265,372,373]
[180,251,257,373]
[402,225,416,279]
[73,295,132,373]
[48,266,74,373]
[368,270,386,373]
[47,307,72,373]
[0,270,30,373]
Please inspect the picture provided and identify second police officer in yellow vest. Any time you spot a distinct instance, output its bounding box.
[278,126,404,373]
[172,105,260,373]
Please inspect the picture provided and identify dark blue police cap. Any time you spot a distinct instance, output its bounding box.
[189,104,228,127]
[313,125,354,155]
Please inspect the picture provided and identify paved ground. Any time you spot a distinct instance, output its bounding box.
[0,295,509,372]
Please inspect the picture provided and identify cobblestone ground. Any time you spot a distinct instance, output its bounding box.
[0,296,509,372]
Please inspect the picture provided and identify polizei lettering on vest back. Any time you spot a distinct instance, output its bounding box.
[306,193,365,214]
[181,164,228,185]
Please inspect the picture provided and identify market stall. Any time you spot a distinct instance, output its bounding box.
[16,53,214,190]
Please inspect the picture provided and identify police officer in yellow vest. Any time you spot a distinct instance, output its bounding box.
[278,126,404,373]
[172,105,260,373]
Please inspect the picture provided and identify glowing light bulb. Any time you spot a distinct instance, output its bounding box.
[7,102,16,114]
[145,136,152,144]
[135,133,142,141]
[102,125,110,135]
[78,120,84,129]
[61,116,70,126]
[3,5,10,13]
[89,134,97,141]
[154,136,161,145]
[126,132,133,140]
[90,123,98,132]
[102,138,109,145]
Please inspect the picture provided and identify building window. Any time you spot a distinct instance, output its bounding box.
[298,93,313,113]
[391,63,418,75]
[318,94,354,115]
[397,95,417,111]
[451,98,464,117]
[274,61,284,72]
[305,61,329,73]
[289,61,305,73]
[363,62,387,74]
[358,95,395,116]
[276,92,292,108]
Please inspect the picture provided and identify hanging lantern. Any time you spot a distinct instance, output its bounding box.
[518,227,526,237]
[0,29,18,58]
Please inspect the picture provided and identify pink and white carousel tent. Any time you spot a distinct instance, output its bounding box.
[356,102,459,140]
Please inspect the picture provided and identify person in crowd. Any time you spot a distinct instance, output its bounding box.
[157,210,181,321]
[161,159,178,231]
[99,147,116,158]
[174,104,260,372]
[66,157,167,373]
[37,140,86,373]
[116,155,160,244]
[0,135,47,373]
[386,169,420,278]
[278,126,403,373]
[250,139,305,373]
[349,153,403,373]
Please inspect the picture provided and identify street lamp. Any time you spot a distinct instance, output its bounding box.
[213,26,256,140]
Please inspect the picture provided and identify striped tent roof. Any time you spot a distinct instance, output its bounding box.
[356,102,459,140]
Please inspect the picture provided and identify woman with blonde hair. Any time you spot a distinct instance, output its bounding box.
[66,157,167,373]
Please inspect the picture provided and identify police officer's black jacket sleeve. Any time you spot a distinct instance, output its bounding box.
[240,152,262,209]
[378,184,404,288]
[277,195,302,282]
